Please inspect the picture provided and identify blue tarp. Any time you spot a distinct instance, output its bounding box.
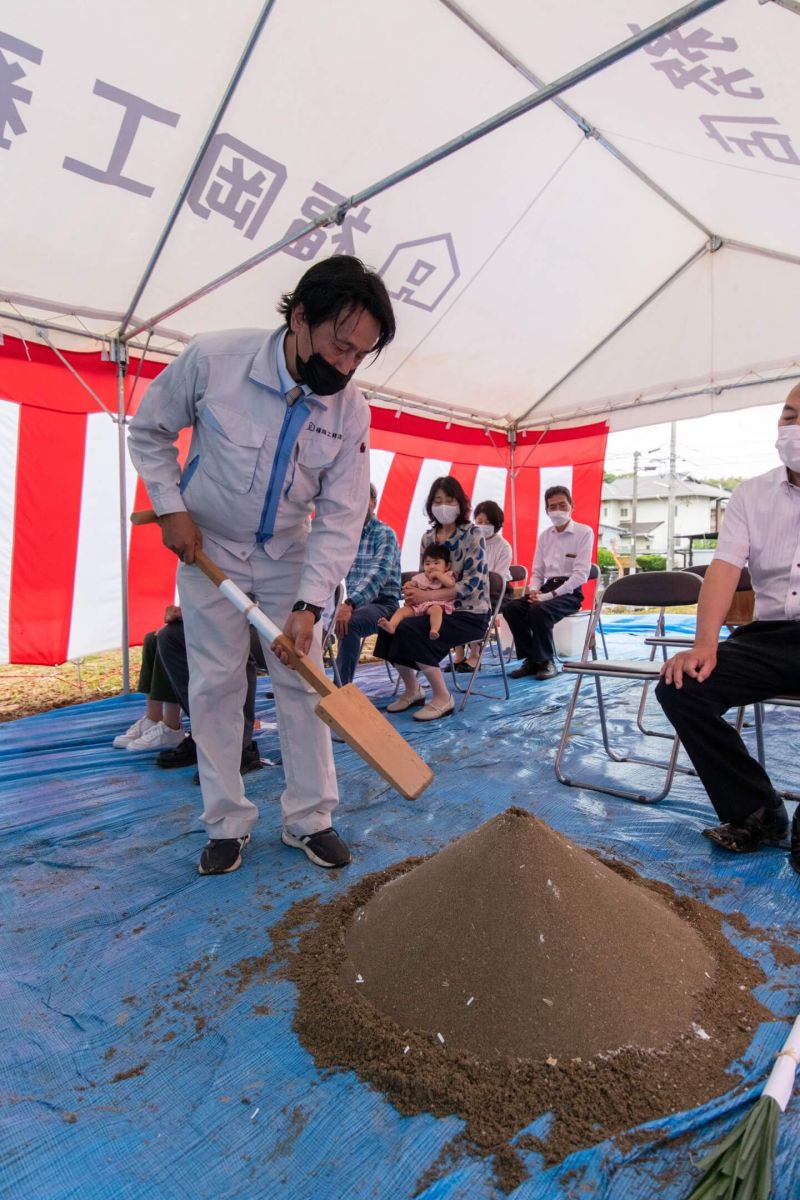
[1,618,798,1200]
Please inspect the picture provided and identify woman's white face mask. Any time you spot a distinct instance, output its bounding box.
[776,424,800,472]
[432,502,460,525]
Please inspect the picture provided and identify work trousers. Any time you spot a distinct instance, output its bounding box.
[502,590,582,664]
[335,599,396,685]
[177,535,338,841]
[138,631,180,705]
[655,620,800,824]
[156,618,258,748]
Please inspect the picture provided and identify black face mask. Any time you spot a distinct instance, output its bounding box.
[295,329,354,396]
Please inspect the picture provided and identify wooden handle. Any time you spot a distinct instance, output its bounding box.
[130,509,334,697]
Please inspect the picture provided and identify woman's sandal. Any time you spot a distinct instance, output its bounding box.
[702,805,789,853]
[413,698,455,722]
[386,689,426,713]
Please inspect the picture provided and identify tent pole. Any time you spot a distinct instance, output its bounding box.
[118,0,278,338]
[437,0,710,238]
[508,428,519,563]
[123,0,726,341]
[115,341,131,694]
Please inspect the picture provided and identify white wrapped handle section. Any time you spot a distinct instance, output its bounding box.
[219,577,281,644]
[762,1011,800,1112]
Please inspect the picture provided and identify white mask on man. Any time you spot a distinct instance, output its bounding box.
[432,503,460,525]
[776,425,800,472]
[548,509,571,527]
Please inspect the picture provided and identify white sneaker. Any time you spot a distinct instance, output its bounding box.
[113,716,155,749]
[127,722,186,752]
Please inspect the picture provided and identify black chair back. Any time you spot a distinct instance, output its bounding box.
[601,569,702,608]
[588,562,600,582]
[682,562,752,590]
[401,570,417,586]
[509,564,527,583]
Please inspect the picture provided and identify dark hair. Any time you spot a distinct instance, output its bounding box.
[544,485,573,507]
[277,255,395,357]
[369,482,378,503]
[423,543,451,566]
[425,475,471,527]
[474,500,504,531]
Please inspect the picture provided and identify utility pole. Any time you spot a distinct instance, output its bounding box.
[630,450,640,574]
[666,421,677,570]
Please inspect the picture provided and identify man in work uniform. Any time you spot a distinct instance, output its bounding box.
[657,385,800,874]
[128,256,396,875]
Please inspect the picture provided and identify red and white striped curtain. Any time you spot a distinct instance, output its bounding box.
[0,339,607,665]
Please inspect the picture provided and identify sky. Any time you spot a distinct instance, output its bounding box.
[604,400,783,483]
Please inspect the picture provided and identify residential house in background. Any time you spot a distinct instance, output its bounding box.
[600,475,730,561]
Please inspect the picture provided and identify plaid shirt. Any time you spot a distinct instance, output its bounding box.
[345,515,402,609]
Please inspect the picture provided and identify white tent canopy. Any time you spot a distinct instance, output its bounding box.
[2,0,800,431]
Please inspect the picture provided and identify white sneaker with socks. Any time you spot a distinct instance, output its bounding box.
[113,716,155,749]
[127,722,186,752]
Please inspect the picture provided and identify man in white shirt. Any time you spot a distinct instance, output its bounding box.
[128,256,395,876]
[503,485,593,680]
[656,386,800,875]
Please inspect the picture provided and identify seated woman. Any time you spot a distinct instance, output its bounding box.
[374,476,490,721]
[451,499,513,673]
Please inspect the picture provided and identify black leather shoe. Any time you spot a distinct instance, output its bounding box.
[534,660,558,680]
[510,660,537,679]
[240,740,264,776]
[157,734,197,769]
[703,802,789,853]
[790,807,800,876]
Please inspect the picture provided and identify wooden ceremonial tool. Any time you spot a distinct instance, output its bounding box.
[131,510,434,800]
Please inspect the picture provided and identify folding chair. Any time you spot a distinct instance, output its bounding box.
[449,571,510,709]
[554,569,702,803]
[321,582,345,685]
[553,562,607,661]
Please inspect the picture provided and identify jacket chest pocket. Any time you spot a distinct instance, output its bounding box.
[199,400,271,495]
[285,436,338,504]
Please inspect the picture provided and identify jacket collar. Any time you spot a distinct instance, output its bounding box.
[249,328,327,410]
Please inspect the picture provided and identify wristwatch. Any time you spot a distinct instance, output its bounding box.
[291,600,322,623]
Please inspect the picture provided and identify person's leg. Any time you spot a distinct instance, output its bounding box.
[178,558,256,842]
[502,598,536,663]
[250,546,339,841]
[156,621,190,714]
[137,631,157,694]
[655,623,800,825]
[427,604,444,640]
[335,602,392,685]
[162,702,182,730]
[378,606,414,633]
[526,593,581,663]
[417,662,450,705]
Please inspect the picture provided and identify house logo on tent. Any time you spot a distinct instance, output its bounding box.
[380,234,459,313]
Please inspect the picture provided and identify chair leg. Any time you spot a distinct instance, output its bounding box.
[556,672,687,802]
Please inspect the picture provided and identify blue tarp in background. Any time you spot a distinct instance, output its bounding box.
[1,617,798,1200]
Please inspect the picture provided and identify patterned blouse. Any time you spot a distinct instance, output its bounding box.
[420,523,490,614]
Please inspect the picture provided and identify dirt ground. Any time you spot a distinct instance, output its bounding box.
[0,648,143,724]
[0,637,382,724]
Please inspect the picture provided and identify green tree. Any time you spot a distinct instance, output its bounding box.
[596,546,616,568]
[636,553,667,572]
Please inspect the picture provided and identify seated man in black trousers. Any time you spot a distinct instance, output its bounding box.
[656,386,800,874]
[154,606,264,776]
[503,485,592,680]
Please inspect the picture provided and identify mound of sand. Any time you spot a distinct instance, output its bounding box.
[279,808,766,1191]
[340,807,714,1060]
